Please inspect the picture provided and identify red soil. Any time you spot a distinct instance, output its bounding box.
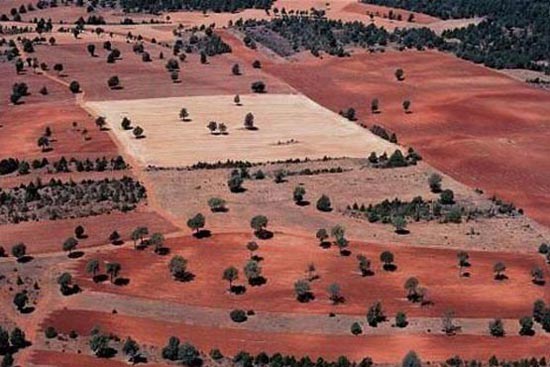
[32,37,293,101]
[263,50,550,227]
[74,233,548,319]
[42,309,550,363]
[0,210,177,254]
[0,64,118,161]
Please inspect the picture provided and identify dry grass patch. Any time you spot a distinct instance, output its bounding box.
[87,94,395,167]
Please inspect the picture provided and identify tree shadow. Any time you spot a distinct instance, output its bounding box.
[383,264,397,272]
[251,255,263,262]
[395,229,410,235]
[193,229,211,239]
[230,285,247,295]
[17,255,34,264]
[494,274,508,281]
[319,241,331,249]
[97,347,118,359]
[248,276,267,287]
[296,200,310,207]
[20,306,35,314]
[76,234,89,239]
[254,230,273,240]
[360,270,375,277]
[93,274,108,283]
[114,277,130,286]
[68,251,84,259]
[297,292,315,303]
[111,239,124,246]
[461,271,471,278]
[155,247,171,256]
[211,207,229,213]
[532,279,545,286]
[175,272,195,282]
[339,249,351,257]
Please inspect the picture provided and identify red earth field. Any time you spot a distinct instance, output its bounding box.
[40,309,550,363]
[254,49,550,228]
[74,233,549,319]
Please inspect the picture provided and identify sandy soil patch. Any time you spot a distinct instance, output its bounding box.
[86,94,394,167]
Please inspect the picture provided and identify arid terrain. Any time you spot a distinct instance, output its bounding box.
[1,0,550,367]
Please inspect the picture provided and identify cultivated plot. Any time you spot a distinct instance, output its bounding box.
[87,94,395,167]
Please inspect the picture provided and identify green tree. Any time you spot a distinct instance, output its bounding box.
[86,259,100,280]
[9,327,27,349]
[380,251,395,271]
[439,189,455,205]
[428,173,442,193]
[122,337,140,364]
[316,228,329,245]
[132,126,144,139]
[293,186,306,205]
[179,108,189,121]
[62,237,78,255]
[105,262,121,283]
[328,283,342,304]
[395,68,405,81]
[11,243,26,260]
[69,80,80,93]
[169,256,188,280]
[89,333,111,357]
[531,266,545,285]
[246,241,259,258]
[207,121,218,134]
[457,251,469,277]
[250,215,268,238]
[187,213,206,234]
[519,316,534,336]
[350,322,362,335]
[489,318,505,337]
[223,266,239,290]
[392,216,407,234]
[294,279,312,302]
[316,195,332,212]
[493,262,506,280]
[208,197,227,212]
[244,112,255,130]
[357,254,372,276]
[402,351,420,367]
[403,100,411,113]
[244,260,262,285]
[13,292,28,312]
[395,311,408,328]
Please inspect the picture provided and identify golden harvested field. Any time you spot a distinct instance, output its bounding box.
[86,93,395,167]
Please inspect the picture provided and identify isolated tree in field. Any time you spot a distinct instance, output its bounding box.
[74,225,86,239]
[380,251,395,271]
[122,337,140,364]
[87,44,96,57]
[392,216,407,234]
[13,292,28,312]
[357,254,372,276]
[252,60,261,69]
[169,255,188,280]
[218,123,227,134]
[428,173,442,193]
[366,301,385,326]
[328,283,342,304]
[293,186,306,205]
[62,237,78,256]
[187,213,206,234]
[170,71,179,83]
[132,126,144,139]
[246,241,259,258]
[250,215,268,238]
[395,68,405,81]
[493,262,506,280]
[404,277,420,302]
[402,351,421,367]
[403,100,411,113]
[207,121,218,134]
[165,58,179,71]
[234,94,241,105]
[232,63,241,75]
[251,81,266,93]
[533,299,546,322]
[223,266,239,291]
[316,194,332,212]
[316,228,329,245]
[179,108,189,121]
[439,189,455,205]
[441,310,458,335]
[11,243,26,261]
[244,112,255,130]
[350,322,362,335]
[305,263,317,281]
[105,262,121,283]
[489,318,505,337]
[331,225,345,240]
[150,232,165,253]
[109,231,121,245]
[95,117,106,130]
[86,259,100,280]
[335,235,349,255]
[121,117,132,130]
[395,311,408,328]
[208,197,227,212]
[294,279,312,302]
[371,98,379,113]
[457,251,470,277]
[519,316,534,336]
[69,80,80,93]
[227,172,244,193]
[37,136,50,152]
[53,63,63,75]
[531,266,545,285]
[244,260,262,285]
[107,75,121,89]
[90,333,111,358]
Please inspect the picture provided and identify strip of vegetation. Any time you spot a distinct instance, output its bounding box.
[0,176,146,224]
[0,156,128,177]
[118,0,275,13]
[345,190,520,230]
[367,148,422,168]
[361,0,550,72]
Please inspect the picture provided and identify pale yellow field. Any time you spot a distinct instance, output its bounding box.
[86,94,396,167]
